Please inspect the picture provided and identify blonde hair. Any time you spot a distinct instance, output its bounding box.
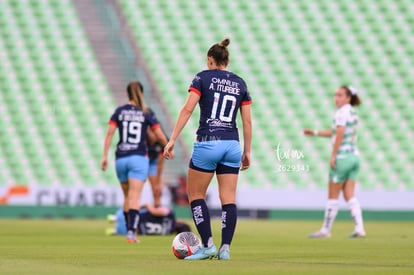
[127,81,148,112]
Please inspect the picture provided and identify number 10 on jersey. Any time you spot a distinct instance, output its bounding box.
[210,92,236,122]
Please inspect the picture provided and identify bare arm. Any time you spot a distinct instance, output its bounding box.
[152,127,168,147]
[101,124,117,171]
[147,128,157,145]
[164,92,200,160]
[240,104,252,170]
[303,128,332,138]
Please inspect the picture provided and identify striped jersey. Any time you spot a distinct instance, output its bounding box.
[331,104,359,158]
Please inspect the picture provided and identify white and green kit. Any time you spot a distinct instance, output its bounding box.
[329,103,360,183]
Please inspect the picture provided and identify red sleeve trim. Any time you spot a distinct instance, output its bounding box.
[150,123,160,130]
[241,100,252,105]
[108,120,118,126]
[188,87,201,96]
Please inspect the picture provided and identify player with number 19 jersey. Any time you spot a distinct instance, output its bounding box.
[109,105,160,159]
[189,69,252,142]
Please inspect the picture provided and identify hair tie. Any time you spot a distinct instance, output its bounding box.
[348,86,358,95]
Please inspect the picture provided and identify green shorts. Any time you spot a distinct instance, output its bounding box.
[329,154,360,183]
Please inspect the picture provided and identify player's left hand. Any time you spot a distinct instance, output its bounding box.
[101,157,108,171]
[330,155,336,169]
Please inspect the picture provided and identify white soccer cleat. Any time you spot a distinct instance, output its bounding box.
[107,214,116,223]
[309,231,331,238]
[349,231,366,238]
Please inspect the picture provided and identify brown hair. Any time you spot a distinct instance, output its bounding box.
[127,81,147,112]
[207,38,230,66]
[341,86,362,106]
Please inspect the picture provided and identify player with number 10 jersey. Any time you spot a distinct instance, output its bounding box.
[188,69,252,174]
[164,38,252,260]
[190,70,252,142]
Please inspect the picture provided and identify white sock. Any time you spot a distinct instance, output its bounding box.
[220,244,230,252]
[320,199,339,234]
[348,197,364,233]
[207,237,214,248]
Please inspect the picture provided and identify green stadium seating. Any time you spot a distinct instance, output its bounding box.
[1,0,412,192]
[119,0,414,191]
[0,0,118,188]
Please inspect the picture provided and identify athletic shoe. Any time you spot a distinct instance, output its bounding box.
[126,230,137,243]
[107,214,116,223]
[349,231,366,238]
[184,245,217,260]
[309,231,331,238]
[218,248,230,260]
[105,228,116,236]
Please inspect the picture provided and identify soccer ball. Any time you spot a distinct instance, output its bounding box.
[171,232,201,259]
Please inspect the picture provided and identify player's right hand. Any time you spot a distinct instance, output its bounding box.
[303,129,314,136]
[163,140,175,160]
[240,152,250,170]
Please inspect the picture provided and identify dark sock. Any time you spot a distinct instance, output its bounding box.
[127,209,140,232]
[221,204,237,247]
[123,211,128,231]
[190,199,212,247]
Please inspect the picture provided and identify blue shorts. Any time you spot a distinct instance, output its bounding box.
[115,155,149,182]
[148,157,158,177]
[190,140,241,174]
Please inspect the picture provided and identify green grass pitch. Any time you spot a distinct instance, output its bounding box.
[0,219,413,274]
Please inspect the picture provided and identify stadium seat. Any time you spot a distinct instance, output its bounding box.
[2,0,412,192]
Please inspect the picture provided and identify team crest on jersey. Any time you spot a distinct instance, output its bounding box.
[191,75,201,85]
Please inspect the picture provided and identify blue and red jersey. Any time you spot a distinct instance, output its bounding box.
[189,69,252,141]
[109,104,160,159]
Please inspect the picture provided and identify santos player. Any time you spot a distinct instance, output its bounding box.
[164,38,252,260]
[101,81,168,243]
[304,86,366,238]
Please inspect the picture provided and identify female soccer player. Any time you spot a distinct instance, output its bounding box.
[164,38,252,260]
[304,86,366,238]
[101,81,168,243]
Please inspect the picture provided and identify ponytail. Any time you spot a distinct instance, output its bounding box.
[341,85,362,106]
[350,94,361,106]
[127,81,148,112]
